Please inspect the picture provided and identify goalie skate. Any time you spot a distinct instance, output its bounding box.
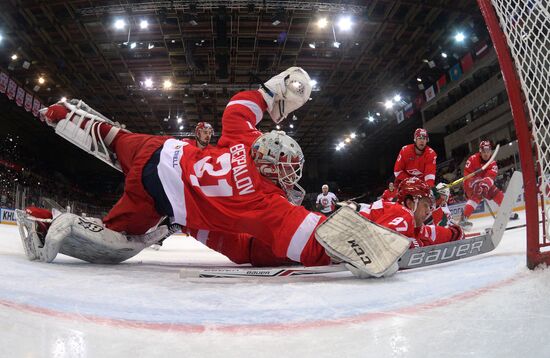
[15,210,50,261]
[40,99,124,172]
[315,206,410,278]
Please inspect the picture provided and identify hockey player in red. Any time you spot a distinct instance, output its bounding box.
[393,128,437,188]
[461,141,504,226]
[183,121,214,150]
[380,182,397,201]
[19,67,405,278]
[356,178,464,248]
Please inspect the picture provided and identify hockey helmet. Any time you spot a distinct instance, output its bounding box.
[414,128,429,142]
[479,140,492,152]
[397,177,434,206]
[251,130,304,188]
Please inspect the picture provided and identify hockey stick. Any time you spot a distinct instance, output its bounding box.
[179,172,523,279]
[335,193,367,208]
[400,170,521,269]
[447,144,500,189]
[179,264,347,279]
[484,199,496,219]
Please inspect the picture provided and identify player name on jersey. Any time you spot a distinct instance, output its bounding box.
[230,144,255,195]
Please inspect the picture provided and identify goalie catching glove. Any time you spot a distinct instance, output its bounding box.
[259,67,312,123]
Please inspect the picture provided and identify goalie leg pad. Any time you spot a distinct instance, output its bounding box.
[41,214,166,264]
[315,207,410,278]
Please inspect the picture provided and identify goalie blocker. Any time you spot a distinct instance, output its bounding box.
[315,206,410,277]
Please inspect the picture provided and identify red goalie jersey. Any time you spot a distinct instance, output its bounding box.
[393,144,437,187]
[358,200,458,248]
[149,91,328,265]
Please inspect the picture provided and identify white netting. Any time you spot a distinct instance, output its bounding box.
[489,0,550,250]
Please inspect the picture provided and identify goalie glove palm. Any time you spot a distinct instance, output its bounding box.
[259,67,312,123]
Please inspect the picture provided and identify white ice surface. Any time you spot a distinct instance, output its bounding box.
[1,211,549,357]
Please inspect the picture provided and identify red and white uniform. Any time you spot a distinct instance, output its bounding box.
[463,152,503,217]
[431,205,453,227]
[102,91,330,266]
[316,192,338,214]
[358,200,457,248]
[393,144,437,187]
[381,189,397,202]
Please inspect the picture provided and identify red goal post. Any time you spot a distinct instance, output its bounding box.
[477,0,550,268]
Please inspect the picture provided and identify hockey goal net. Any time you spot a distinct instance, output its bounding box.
[477,0,550,268]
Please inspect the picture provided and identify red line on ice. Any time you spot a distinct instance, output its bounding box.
[0,272,527,333]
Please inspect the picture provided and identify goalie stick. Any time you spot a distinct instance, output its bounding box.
[180,171,523,279]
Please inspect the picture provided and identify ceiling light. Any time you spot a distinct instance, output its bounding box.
[309,43,316,49]
[177,117,182,123]
[11,54,17,61]
[276,125,281,130]
[441,52,448,58]
[317,18,328,29]
[114,19,125,30]
[337,16,353,31]
[148,43,155,50]
[144,78,153,88]
[338,141,345,147]
[289,124,294,129]
[350,133,356,139]
[384,100,394,109]
[417,77,422,82]
[140,20,149,29]
[0,34,3,42]
[163,80,172,89]
[333,41,341,48]
[393,94,401,102]
[344,137,351,143]
[130,42,137,49]
[61,97,67,102]
[292,114,298,121]
[310,79,317,87]
[336,146,342,151]
[179,125,184,130]
[38,77,45,84]
[376,112,381,116]
[368,116,375,122]
[454,32,465,42]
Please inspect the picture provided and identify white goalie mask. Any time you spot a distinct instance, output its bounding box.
[251,130,306,205]
[259,67,313,124]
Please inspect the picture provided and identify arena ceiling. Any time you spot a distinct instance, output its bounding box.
[0,0,485,160]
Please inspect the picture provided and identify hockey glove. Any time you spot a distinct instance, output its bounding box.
[473,178,492,197]
[258,67,312,123]
[448,223,465,241]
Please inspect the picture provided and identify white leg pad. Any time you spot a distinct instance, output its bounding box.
[41,214,170,264]
[315,207,410,278]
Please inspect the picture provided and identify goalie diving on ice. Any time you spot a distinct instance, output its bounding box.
[17,66,411,278]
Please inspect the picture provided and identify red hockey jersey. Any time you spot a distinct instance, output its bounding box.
[154,91,328,265]
[358,200,456,248]
[381,189,397,202]
[463,152,498,190]
[393,144,437,187]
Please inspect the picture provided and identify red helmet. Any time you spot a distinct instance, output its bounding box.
[397,177,433,205]
[195,122,213,136]
[479,140,492,152]
[414,128,429,142]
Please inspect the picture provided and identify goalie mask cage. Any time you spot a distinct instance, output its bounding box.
[477,0,550,269]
